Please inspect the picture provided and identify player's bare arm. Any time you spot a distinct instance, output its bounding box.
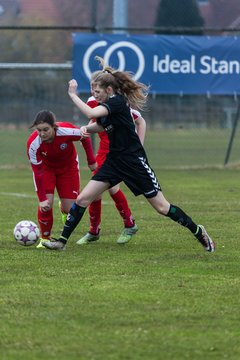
[135,116,146,145]
[68,79,108,119]
[80,122,103,137]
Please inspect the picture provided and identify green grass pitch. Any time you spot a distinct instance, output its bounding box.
[0,129,240,359]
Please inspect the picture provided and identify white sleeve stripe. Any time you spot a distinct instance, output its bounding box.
[56,127,82,136]
[28,136,42,165]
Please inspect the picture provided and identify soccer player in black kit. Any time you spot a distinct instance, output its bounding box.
[42,56,215,252]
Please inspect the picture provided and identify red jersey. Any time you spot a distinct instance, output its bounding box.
[87,96,142,155]
[27,121,96,201]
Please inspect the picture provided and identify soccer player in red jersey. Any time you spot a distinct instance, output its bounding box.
[27,110,96,248]
[77,90,146,245]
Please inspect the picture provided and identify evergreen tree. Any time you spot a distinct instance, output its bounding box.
[155,0,205,34]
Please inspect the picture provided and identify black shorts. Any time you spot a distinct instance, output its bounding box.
[92,154,161,198]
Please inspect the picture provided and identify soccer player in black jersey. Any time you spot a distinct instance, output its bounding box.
[42,57,215,252]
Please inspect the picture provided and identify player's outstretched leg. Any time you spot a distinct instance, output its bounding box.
[166,204,215,252]
[148,192,216,252]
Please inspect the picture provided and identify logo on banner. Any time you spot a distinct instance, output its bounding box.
[82,40,145,80]
[74,34,240,94]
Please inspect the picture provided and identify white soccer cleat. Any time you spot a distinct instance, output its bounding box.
[198,225,215,252]
[42,239,66,251]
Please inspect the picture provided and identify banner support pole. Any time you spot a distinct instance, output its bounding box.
[224,98,240,166]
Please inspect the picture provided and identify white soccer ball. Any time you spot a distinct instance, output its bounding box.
[13,220,40,246]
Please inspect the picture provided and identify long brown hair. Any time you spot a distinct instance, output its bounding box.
[92,56,149,111]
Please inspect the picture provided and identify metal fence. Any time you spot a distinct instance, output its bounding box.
[0,64,239,130]
[1,24,240,167]
[1,64,240,169]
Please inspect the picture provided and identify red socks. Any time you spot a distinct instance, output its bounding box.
[89,199,102,235]
[111,190,134,228]
[37,206,53,239]
[88,190,135,234]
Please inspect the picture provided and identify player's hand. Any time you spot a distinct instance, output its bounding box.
[68,79,78,97]
[40,200,51,212]
[80,126,90,138]
[88,162,97,171]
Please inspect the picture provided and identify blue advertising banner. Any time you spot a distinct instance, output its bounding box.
[72,33,240,95]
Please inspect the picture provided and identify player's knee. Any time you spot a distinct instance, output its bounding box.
[154,204,167,215]
[75,194,89,208]
[148,196,169,215]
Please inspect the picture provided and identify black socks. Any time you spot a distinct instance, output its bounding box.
[58,203,203,244]
[166,204,199,235]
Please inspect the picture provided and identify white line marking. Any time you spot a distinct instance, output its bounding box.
[0,192,36,198]
[0,192,131,205]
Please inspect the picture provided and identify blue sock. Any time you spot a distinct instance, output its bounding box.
[60,203,86,241]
